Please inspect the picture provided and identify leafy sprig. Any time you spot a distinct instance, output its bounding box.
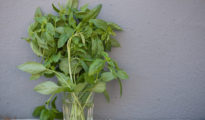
[18,0,128,119]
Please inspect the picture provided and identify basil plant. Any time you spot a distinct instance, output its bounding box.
[18,0,128,119]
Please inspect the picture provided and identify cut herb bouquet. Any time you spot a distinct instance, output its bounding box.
[18,0,128,119]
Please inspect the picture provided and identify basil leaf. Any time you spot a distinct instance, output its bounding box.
[66,0,79,9]
[82,4,102,22]
[55,72,71,87]
[52,3,60,13]
[51,96,57,109]
[89,19,108,31]
[32,105,45,117]
[92,82,106,93]
[30,74,41,80]
[35,33,48,49]
[59,58,82,75]
[57,28,74,48]
[117,70,129,80]
[18,62,46,74]
[88,59,105,76]
[110,38,120,47]
[34,7,42,17]
[103,90,110,102]
[40,109,50,120]
[101,72,116,82]
[69,12,76,28]
[56,27,64,34]
[108,22,123,31]
[30,40,43,57]
[74,83,87,92]
[46,23,55,35]
[84,73,95,84]
[34,81,59,95]
[80,3,89,11]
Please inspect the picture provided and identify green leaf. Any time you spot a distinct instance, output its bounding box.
[118,79,123,97]
[40,109,50,120]
[57,28,74,48]
[79,33,85,45]
[97,39,104,55]
[84,73,95,84]
[103,90,110,102]
[92,82,106,93]
[46,23,55,35]
[117,70,129,80]
[101,72,116,82]
[74,83,87,92]
[89,19,108,31]
[69,12,76,28]
[32,105,45,117]
[91,38,97,55]
[88,59,105,76]
[18,62,46,74]
[108,22,123,31]
[30,74,41,80]
[56,27,64,34]
[30,40,43,57]
[91,38,104,56]
[51,96,57,109]
[66,0,79,9]
[35,7,42,17]
[79,60,88,72]
[80,3,89,11]
[110,38,120,47]
[59,58,82,75]
[52,3,60,13]
[82,4,102,22]
[35,33,48,49]
[58,33,71,48]
[35,16,47,24]
[55,72,73,88]
[34,81,59,95]
[55,112,63,119]
[44,71,55,78]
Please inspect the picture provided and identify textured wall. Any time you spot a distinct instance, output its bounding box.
[1,0,205,119]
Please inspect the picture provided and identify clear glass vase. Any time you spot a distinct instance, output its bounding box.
[62,92,94,120]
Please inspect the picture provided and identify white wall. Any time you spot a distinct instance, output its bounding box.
[1,0,205,119]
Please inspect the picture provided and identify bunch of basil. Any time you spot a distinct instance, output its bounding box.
[18,0,128,119]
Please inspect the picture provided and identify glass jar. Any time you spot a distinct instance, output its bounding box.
[62,92,94,120]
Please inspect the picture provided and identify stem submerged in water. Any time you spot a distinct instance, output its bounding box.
[63,92,94,120]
